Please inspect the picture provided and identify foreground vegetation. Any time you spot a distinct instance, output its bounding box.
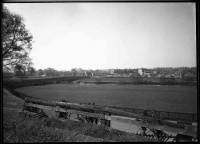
[3,110,155,142]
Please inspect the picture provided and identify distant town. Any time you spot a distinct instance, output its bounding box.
[4,67,196,80]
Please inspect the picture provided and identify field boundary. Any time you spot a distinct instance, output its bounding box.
[74,77,197,86]
[3,76,197,89]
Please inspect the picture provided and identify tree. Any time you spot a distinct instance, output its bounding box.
[37,69,44,76]
[2,6,33,71]
[3,71,14,80]
[43,68,56,77]
[14,64,26,78]
[71,68,83,72]
[27,66,36,76]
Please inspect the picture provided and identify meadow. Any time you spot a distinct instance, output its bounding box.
[15,84,197,113]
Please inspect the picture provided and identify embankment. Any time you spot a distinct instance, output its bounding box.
[74,77,197,86]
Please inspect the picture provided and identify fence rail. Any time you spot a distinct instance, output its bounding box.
[109,106,197,122]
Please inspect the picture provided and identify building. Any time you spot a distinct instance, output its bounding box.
[184,72,195,78]
[165,74,173,78]
[129,70,140,77]
[173,72,182,78]
[129,73,139,77]
[155,74,162,78]
[85,71,93,77]
[65,71,76,77]
[76,71,86,76]
[93,71,102,77]
[41,74,46,77]
[138,69,143,76]
[110,69,114,75]
[143,71,151,77]
[138,68,151,77]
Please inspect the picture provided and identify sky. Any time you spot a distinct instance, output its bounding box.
[4,3,196,71]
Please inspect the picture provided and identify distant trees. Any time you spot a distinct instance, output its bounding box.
[37,69,44,76]
[71,68,83,72]
[13,61,36,79]
[27,66,36,76]
[14,64,26,78]
[43,68,60,77]
[43,68,54,77]
[2,6,33,71]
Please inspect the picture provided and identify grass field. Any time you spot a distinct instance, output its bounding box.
[15,84,197,113]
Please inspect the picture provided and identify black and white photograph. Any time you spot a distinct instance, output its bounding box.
[2,1,197,142]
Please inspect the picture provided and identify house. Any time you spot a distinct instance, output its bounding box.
[76,71,86,76]
[85,71,93,77]
[65,71,76,77]
[40,74,46,77]
[165,74,173,78]
[153,71,157,74]
[129,73,140,77]
[155,73,166,78]
[143,71,151,77]
[121,73,128,77]
[184,72,195,78]
[155,74,162,78]
[138,68,151,77]
[150,72,157,77]
[129,70,140,77]
[174,72,182,78]
[110,69,115,75]
[138,69,143,76]
[93,70,102,77]
[96,69,114,76]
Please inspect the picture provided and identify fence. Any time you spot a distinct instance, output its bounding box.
[110,106,197,122]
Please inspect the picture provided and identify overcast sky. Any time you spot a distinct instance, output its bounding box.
[4,3,196,71]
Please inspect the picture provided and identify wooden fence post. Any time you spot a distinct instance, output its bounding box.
[177,113,180,121]
[101,119,106,126]
[105,119,111,127]
[167,112,170,120]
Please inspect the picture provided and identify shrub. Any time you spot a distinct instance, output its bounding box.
[3,116,67,142]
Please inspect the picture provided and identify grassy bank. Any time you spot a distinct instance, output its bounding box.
[3,110,155,142]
